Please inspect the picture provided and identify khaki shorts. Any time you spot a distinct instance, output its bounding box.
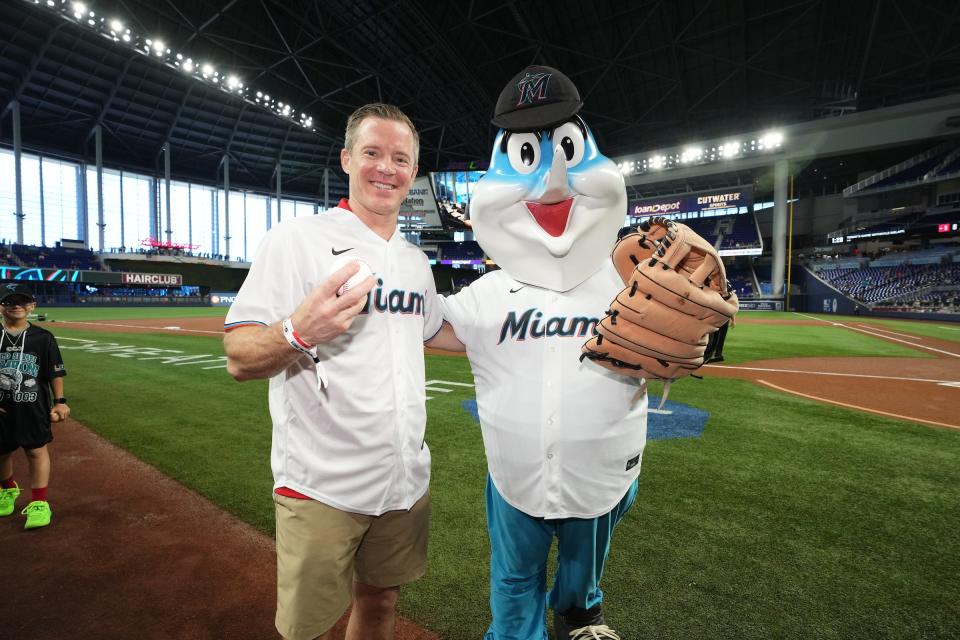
[273,491,430,640]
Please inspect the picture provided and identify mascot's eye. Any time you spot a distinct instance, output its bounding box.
[552,122,585,167]
[506,133,541,175]
[521,143,536,165]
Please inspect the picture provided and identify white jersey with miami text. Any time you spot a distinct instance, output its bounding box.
[440,263,647,519]
[226,206,441,516]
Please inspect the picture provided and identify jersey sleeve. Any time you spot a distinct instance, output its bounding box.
[438,278,482,346]
[421,257,443,342]
[45,333,66,379]
[224,223,300,332]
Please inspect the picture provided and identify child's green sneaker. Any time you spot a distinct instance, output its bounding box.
[0,483,20,517]
[21,500,51,530]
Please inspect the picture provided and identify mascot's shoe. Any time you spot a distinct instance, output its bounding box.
[554,605,621,639]
[0,482,20,517]
[21,500,52,530]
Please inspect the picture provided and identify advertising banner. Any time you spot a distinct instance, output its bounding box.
[629,187,753,218]
[399,177,441,227]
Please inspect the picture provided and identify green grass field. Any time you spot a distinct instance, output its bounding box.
[40,311,960,639]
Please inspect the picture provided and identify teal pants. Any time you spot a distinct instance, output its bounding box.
[483,475,638,640]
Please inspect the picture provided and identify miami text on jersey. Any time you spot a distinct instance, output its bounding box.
[498,308,599,344]
[362,278,425,316]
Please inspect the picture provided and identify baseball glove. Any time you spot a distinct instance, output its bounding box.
[581,217,739,400]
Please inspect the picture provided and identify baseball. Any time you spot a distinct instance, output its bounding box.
[330,256,373,296]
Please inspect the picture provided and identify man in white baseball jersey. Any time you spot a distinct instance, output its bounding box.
[427,67,645,640]
[224,103,442,640]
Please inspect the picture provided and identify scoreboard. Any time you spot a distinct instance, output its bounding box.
[937,222,959,234]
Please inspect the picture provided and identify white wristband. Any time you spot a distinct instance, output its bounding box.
[281,318,319,363]
[281,318,328,390]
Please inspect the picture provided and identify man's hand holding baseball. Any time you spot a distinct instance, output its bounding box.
[290,262,376,346]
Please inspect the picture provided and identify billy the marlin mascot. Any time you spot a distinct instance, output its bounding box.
[435,66,645,640]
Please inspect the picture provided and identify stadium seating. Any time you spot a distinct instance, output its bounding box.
[11,243,102,270]
[437,241,485,262]
[816,257,960,309]
[725,264,756,298]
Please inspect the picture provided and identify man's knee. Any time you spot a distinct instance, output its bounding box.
[353,582,399,614]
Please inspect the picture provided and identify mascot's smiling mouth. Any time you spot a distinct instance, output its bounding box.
[524,197,574,237]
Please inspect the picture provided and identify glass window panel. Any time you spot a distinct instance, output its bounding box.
[245,193,269,260]
[20,154,42,246]
[281,198,296,220]
[0,149,17,244]
[296,201,314,218]
[102,169,123,251]
[168,180,191,247]
[121,172,153,250]
[228,191,244,259]
[190,184,215,256]
[40,158,80,246]
[85,167,123,252]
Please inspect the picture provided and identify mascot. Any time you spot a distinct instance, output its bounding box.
[438,65,641,640]
[437,65,737,640]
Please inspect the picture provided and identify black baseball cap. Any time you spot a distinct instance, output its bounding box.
[492,65,583,132]
[0,283,35,303]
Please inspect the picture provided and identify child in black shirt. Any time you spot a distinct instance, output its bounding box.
[0,284,69,530]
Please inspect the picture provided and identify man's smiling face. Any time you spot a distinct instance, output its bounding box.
[341,116,419,221]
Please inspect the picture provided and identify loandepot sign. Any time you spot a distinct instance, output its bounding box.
[629,187,753,218]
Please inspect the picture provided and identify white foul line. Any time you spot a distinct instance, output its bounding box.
[704,363,958,385]
[855,324,920,339]
[792,312,827,323]
[788,312,959,358]
[53,320,223,335]
[842,324,960,357]
[756,379,960,431]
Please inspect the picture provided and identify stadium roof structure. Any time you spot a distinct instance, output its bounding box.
[1,0,959,201]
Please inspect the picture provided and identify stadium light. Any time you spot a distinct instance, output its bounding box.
[616,128,786,177]
[31,0,321,135]
[722,141,741,158]
[680,147,702,163]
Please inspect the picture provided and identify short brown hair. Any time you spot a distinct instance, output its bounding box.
[344,103,420,165]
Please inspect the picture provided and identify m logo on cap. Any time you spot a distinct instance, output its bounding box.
[516,72,552,106]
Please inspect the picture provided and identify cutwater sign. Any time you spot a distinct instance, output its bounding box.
[630,187,753,219]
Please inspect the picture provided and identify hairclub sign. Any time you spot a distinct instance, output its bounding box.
[121,272,183,286]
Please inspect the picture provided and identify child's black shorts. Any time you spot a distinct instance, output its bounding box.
[0,414,53,454]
